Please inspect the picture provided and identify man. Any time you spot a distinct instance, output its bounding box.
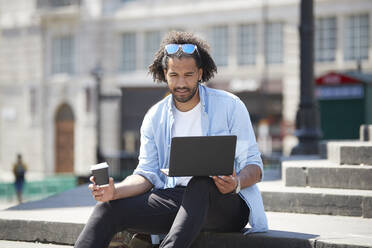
[75,31,267,248]
[12,154,27,203]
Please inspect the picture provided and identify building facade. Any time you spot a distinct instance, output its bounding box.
[0,0,371,179]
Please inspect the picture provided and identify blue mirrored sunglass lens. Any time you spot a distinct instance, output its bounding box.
[181,44,196,54]
[165,44,179,54]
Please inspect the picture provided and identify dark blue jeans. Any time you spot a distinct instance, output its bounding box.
[74,177,249,248]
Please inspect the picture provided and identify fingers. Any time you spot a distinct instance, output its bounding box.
[89,176,104,192]
[90,177,114,202]
[213,177,227,191]
[212,175,237,194]
[90,176,96,184]
[89,177,103,201]
[90,185,103,195]
[213,175,235,185]
[91,187,106,201]
[92,189,104,197]
[89,182,99,191]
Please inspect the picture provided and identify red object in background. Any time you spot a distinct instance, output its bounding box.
[316,72,361,86]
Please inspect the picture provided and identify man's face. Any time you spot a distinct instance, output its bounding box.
[164,57,203,104]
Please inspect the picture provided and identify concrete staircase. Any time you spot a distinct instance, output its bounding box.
[0,126,372,248]
[260,126,372,219]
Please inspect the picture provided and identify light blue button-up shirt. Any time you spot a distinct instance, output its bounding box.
[133,84,268,233]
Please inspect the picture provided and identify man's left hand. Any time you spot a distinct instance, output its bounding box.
[212,170,238,194]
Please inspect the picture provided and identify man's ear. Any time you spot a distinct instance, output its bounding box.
[198,68,203,81]
[163,69,167,80]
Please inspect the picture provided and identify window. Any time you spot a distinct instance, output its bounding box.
[238,24,257,65]
[121,32,136,72]
[315,17,337,62]
[344,14,369,61]
[265,23,283,64]
[144,31,161,69]
[52,35,74,74]
[209,26,229,67]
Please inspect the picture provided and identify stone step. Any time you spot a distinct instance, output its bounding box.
[282,159,372,190]
[0,185,372,248]
[0,240,73,248]
[1,210,372,248]
[1,185,372,248]
[259,180,372,218]
[320,141,372,165]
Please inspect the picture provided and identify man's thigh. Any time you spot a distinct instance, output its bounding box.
[107,187,184,234]
[185,177,249,232]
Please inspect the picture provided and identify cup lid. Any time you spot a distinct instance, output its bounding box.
[90,162,109,170]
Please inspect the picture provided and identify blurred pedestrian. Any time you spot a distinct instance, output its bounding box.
[12,154,27,203]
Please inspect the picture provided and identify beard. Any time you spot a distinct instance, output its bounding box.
[170,83,199,103]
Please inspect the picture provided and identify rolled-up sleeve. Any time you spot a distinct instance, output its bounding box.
[133,112,165,189]
[229,98,263,178]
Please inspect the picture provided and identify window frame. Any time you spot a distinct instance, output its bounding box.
[264,22,283,65]
[344,14,369,61]
[315,17,337,62]
[237,23,257,66]
[51,35,74,75]
[209,25,229,67]
[121,32,137,72]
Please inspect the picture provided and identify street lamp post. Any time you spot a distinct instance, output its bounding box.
[291,0,321,155]
[91,64,105,163]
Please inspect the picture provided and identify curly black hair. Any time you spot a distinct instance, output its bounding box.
[149,31,217,83]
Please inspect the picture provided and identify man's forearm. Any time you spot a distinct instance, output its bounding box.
[113,174,153,200]
[238,165,262,189]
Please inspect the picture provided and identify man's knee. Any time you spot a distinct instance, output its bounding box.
[91,201,124,233]
[92,202,115,221]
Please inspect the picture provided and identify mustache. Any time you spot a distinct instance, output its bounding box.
[174,87,191,92]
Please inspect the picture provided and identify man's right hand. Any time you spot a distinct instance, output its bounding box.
[89,176,115,202]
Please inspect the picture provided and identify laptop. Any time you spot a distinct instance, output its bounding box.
[160,135,237,177]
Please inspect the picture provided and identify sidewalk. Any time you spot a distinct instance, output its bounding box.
[0,183,371,247]
[0,201,18,211]
[0,240,72,248]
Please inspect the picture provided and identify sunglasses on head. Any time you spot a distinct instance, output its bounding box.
[164,44,199,55]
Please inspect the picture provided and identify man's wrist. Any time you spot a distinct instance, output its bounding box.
[111,184,117,200]
[234,177,241,194]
